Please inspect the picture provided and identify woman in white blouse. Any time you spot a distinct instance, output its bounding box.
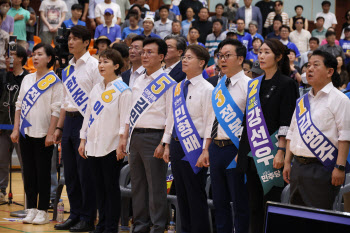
[78,49,132,233]
[10,43,63,225]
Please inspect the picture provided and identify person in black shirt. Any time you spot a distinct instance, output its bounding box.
[0,45,28,201]
[179,0,203,21]
[237,39,299,233]
[192,7,212,45]
[255,0,275,37]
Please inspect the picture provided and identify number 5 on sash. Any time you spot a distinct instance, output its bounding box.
[151,76,172,94]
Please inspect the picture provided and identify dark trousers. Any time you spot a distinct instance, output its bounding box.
[246,158,284,233]
[209,142,249,233]
[290,158,340,210]
[170,139,210,233]
[20,134,53,210]
[61,114,96,221]
[88,151,123,233]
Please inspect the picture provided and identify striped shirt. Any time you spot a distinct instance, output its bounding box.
[205,32,226,57]
[264,12,289,28]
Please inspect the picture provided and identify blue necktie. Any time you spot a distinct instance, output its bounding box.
[172,80,191,138]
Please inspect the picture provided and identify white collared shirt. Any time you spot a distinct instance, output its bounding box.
[129,65,145,89]
[286,82,350,157]
[15,72,63,138]
[244,5,252,30]
[163,74,214,147]
[80,77,132,157]
[211,70,250,140]
[289,29,311,54]
[62,51,103,111]
[164,60,180,74]
[127,68,174,129]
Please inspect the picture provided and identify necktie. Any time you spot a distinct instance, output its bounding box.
[172,80,191,138]
[211,77,231,139]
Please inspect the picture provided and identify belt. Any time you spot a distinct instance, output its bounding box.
[66,111,82,118]
[294,155,319,165]
[172,137,203,142]
[213,139,234,148]
[133,128,164,134]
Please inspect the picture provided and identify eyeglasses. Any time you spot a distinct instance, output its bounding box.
[141,51,156,57]
[181,56,197,61]
[216,53,238,60]
[167,45,176,49]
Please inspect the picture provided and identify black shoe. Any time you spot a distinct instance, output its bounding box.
[54,218,79,230]
[69,220,95,232]
[89,228,104,233]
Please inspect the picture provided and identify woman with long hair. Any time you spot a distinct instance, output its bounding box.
[336,55,349,90]
[11,43,62,225]
[237,38,299,233]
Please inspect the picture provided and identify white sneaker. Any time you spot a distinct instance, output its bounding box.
[23,209,38,224]
[32,210,50,225]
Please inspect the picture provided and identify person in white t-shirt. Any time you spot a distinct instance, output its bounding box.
[95,0,121,25]
[39,0,68,45]
[314,1,337,30]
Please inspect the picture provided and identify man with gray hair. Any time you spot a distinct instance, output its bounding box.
[248,20,264,41]
[164,35,187,82]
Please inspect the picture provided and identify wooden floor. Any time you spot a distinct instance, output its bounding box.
[0,172,131,233]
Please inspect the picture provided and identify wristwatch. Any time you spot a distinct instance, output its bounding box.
[335,164,346,171]
[160,142,166,147]
[277,147,286,153]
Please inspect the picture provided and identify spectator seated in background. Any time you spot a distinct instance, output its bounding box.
[226,28,238,40]
[236,18,253,50]
[95,0,121,25]
[0,0,14,35]
[314,0,337,30]
[289,5,308,31]
[154,5,173,39]
[205,18,226,66]
[191,7,212,45]
[279,25,301,58]
[186,27,205,47]
[288,49,302,84]
[92,36,111,59]
[319,30,345,60]
[264,0,289,28]
[128,0,149,19]
[246,37,262,62]
[209,3,228,31]
[320,27,340,45]
[170,20,186,40]
[249,20,264,41]
[339,26,350,66]
[289,17,311,55]
[121,9,143,40]
[181,7,195,37]
[120,4,144,32]
[300,37,320,67]
[249,60,264,79]
[63,4,86,29]
[243,59,253,78]
[140,17,161,38]
[111,42,130,72]
[266,15,282,39]
[236,0,263,34]
[88,0,116,30]
[312,16,327,42]
[123,33,138,47]
[94,8,121,46]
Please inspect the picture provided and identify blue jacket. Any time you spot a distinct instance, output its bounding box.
[235,6,263,34]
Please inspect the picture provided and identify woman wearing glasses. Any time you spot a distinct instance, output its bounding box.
[163,45,213,233]
[237,39,299,233]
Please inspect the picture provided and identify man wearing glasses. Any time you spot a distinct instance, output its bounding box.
[118,38,175,233]
[264,1,289,29]
[122,35,145,88]
[198,38,250,233]
[164,35,187,82]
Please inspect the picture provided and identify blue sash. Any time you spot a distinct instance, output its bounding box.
[128,73,176,141]
[212,75,243,169]
[88,79,130,129]
[62,65,89,115]
[296,94,350,172]
[173,80,203,174]
[20,71,60,137]
[246,76,284,195]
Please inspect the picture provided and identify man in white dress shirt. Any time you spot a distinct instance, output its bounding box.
[283,50,350,210]
[53,25,102,232]
[118,38,174,233]
[198,39,250,233]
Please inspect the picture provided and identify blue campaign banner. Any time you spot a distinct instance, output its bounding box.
[212,75,244,169]
[20,71,60,137]
[173,80,203,174]
[246,76,284,195]
[128,73,176,138]
[62,65,74,83]
[296,94,350,173]
[248,131,284,195]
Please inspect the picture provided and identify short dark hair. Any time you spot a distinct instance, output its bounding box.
[0,0,10,6]
[275,1,283,6]
[164,35,187,56]
[279,25,291,32]
[189,27,200,34]
[316,16,325,21]
[199,7,209,14]
[273,15,283,23]
[16,45,28,66]
[71,3,83,11]
[325,30,336,38]
[215,3,224,9]
[310,50,338,85]
[131,35,145,43]
[185,45,210,70]
[289,49,296,56]
[159,5,169,12]
[99,49,124,75]
[294,5,303,11]
[33,43,56,68]
[111,43,129,58]
[236,18,245,24]
[322,1,331,6]
[143,38,167,56]
[69,25,91,50]
[243,60,253,69]
[213,18,223,26]
[129,4,142,12]
[128,9,139,20]
[172,20,181,26]
[252,37,263,45]
[309,37,320,44]
[218,39,247,61]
